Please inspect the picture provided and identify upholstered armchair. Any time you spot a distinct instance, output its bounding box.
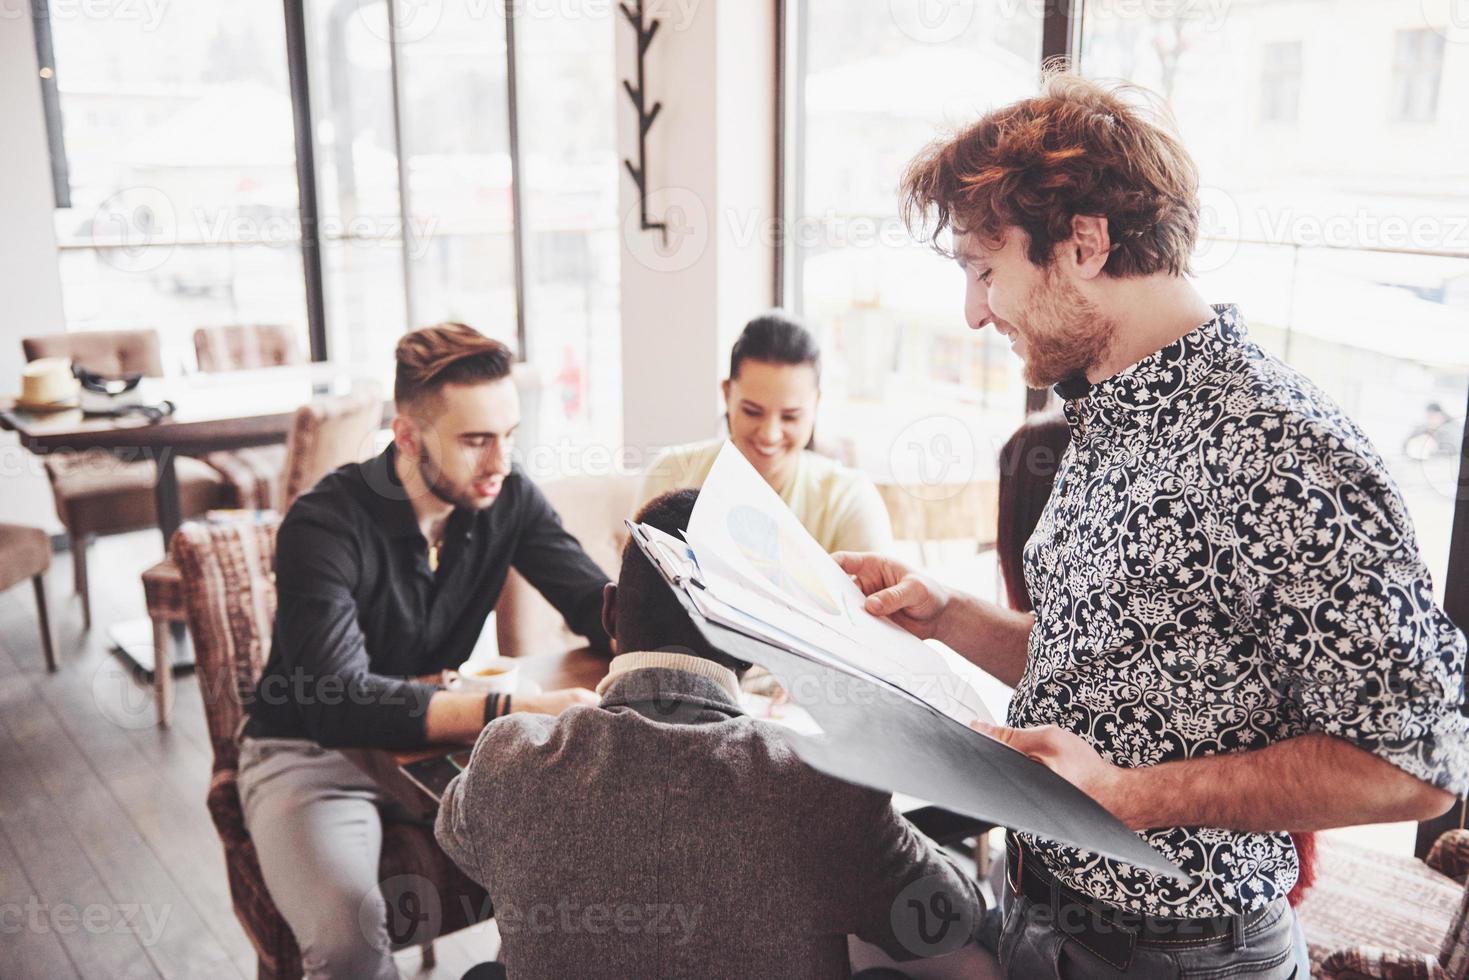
[171,518,488,980]
[21,328,227,627]
[494,473,640,658]
[193,325,308,509]
[194,324,302,373]
[143,388,382,725]
[1300,830,1469,979]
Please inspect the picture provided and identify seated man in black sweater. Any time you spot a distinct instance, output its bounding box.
[239,322,610,979]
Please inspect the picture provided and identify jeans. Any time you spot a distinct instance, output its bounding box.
[992,882,1310,979]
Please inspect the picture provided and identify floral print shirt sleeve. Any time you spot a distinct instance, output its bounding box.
[1011,304,1469,918]
[1224,393,1468,791]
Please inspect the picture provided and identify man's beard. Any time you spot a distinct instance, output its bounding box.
[1017,265,1119,389]
[417,442,482,511]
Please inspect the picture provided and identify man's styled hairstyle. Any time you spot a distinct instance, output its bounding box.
[394,322,514,409]
[900,72,1200,278]
[618,489,750,676]
[729,311,822,384]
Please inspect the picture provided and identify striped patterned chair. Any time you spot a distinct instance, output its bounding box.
[194,324,302,373]
[142,388,382,725]
[172,518,488,980]
[1299,830,1469,979]
[195,325,305,510]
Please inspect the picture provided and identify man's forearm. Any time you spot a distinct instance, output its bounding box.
[424,691,490,743]
[936,595,1033,688]
[1109,732,1455,832]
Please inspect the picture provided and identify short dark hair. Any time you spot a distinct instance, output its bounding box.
[394,322,514,409]
[617,489,750,676]
[996,412,1071,612]
[729,311,821,383]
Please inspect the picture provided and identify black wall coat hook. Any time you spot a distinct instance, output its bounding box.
[620,0,667,243]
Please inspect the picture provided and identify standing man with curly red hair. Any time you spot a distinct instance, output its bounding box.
[837,74,1468,977]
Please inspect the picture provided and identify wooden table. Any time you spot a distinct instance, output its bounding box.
[0,363,387,673]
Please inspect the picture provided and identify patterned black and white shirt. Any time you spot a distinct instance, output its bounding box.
[1011,304,1469,918]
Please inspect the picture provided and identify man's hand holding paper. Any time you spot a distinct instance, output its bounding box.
[830,551,951,641]
[680,443,995,727]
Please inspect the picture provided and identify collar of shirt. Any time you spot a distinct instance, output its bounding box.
[595,650,742,702]
[1063,303,1246,439]
[358,443,476,548]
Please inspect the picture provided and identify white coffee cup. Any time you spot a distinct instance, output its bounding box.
[453,656,520,694]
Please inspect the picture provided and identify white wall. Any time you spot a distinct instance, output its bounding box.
[616,0,777,454]
[0,11,66,530]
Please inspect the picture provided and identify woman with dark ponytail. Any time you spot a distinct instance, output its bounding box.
[637,311,892,554]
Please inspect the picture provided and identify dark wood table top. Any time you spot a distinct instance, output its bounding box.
[0,363,387,454]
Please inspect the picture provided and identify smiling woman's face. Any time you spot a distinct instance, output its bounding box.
[722,359,818,491]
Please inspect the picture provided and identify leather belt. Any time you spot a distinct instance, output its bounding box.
[1005,833,1271,973]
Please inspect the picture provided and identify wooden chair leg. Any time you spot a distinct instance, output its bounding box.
[33,574,57,672]
[421,940,436,969]
[71,532,91,630]
[152,617,174,727]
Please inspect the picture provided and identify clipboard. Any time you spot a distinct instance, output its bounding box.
[626,520,1184,879]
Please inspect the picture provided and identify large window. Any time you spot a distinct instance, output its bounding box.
[1079,0,1469,595]
[784,0,1042,502]
[44,0,621,450]
[47,5,308,371]
[308,0,622,448]
[308,0,415,384]
[514,8,621,448]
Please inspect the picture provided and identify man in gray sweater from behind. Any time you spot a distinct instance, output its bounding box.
[436,489,986,979]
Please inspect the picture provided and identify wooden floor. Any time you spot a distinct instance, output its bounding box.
[0,530,256,979]
[0,530,499,980]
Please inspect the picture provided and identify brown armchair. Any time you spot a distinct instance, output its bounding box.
[0,523,57,671]
[171,518,487,980]
[21,329,227,628]
[1298,830,1469,979]
[194,324,302,373]
[193,325,307,509]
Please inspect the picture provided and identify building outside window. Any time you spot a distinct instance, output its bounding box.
[1390,28,1446,123]
[46,5,308,372]
[1259,40,1303,123]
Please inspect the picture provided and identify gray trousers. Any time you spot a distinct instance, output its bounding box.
[237,737,402,980]
[994,881,1311,979]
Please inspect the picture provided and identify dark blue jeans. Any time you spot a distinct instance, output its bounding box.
[992,886,1309,979]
